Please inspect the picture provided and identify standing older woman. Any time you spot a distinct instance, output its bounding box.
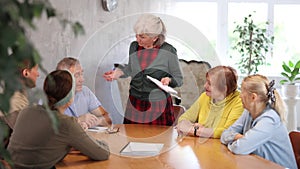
[103,14,183,126]
[221,74,297,169]
[8,70,110,169]
[177,66,244,138]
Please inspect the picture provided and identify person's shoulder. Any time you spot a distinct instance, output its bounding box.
[81,85,91,92]
[58,113,79,128]
[229,90,242,102]
[78,85,94,96]
[10,90,28,104]
[130,41,138,47]
[233,90,241,95]
[18,105,49,121]
[199,92,209,101]
[129,41,139,55]
[160,42,177,52]
[22,104,45,113]
[263,108,281,121]
[59,113,77,122]
[256,108,281,125]
[76,86,99,102]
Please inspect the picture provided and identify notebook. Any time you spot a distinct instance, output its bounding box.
[120,142,164,156]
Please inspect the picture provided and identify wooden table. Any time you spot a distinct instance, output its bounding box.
[56,124,284,169]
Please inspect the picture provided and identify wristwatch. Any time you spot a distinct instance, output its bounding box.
[194,126,199,136]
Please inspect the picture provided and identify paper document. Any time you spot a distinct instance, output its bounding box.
[146,75,178,95]
[120,142,164,156]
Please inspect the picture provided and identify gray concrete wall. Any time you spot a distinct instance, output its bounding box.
[28,0,173,124]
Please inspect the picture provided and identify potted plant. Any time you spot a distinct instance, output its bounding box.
[280,60,300,98]
[231,12,274,75]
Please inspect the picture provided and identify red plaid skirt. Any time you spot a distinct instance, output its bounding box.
[123,95,175,126]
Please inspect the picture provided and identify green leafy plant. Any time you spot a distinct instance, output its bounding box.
[0,0,84,167]
[280,60,300,85]
[231,12,274,75]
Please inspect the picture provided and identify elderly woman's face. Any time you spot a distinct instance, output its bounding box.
[204,77,226,101]
[136,34,157,49]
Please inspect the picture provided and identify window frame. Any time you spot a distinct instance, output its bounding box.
[171,0,300,76]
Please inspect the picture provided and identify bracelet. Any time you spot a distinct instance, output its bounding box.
[194,126,199,136]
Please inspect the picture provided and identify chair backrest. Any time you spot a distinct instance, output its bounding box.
[174,59,211,109]
[116,77,131,112]
[289,131,300,169]
[173,104,186,125]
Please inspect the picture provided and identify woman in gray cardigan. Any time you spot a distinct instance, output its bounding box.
[103,14,183,126]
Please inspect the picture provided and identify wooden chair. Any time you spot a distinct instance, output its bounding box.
[173,104,186,125]
[289,131,300,169]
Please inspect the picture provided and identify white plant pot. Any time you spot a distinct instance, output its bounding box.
[281,84,300,99]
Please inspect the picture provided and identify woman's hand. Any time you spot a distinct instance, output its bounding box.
[234,133,244,140]
[175,120,193,136]
[161,77,171,85]
[103,68,124,81]
[78,120,88,131]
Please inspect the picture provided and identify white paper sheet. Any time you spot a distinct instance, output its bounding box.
[120,142,164,156]
[146,75,178,95]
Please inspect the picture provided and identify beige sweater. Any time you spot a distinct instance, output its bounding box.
[8,105,110,169]
[1,90,29,129]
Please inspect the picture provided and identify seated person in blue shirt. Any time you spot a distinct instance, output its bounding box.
[221,74,297,169]
[56,57,112,128]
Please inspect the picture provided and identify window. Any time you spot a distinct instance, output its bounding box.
[167,1,217,62]
[273,4,300,74]
[168,0,300,76]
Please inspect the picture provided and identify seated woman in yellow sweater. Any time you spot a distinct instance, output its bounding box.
[177,66,243,138]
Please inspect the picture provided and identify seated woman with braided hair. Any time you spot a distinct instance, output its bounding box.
[7,70,110,169]
[221,74,297,169]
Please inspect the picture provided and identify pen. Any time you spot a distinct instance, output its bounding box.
[88,127,99,130]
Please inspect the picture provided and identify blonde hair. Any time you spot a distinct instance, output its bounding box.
[242,74,286,122]
[134,14,166,46]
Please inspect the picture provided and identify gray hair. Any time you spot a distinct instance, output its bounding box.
[56,57,79,70]
[134,14,166,46]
